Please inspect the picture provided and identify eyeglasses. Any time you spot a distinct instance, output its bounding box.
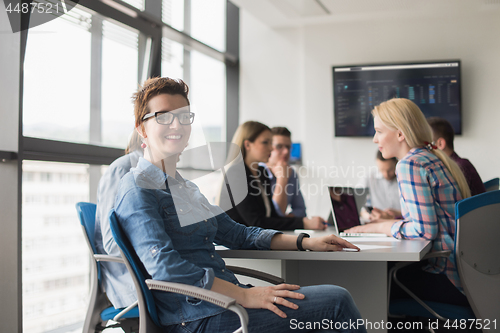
[142,108,195,125]
[273,144,291,151]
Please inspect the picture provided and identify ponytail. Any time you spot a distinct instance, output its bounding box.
[431,149,471,199]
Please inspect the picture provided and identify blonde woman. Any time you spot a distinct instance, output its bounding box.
[346,98,471,307]
[221,121,327,230]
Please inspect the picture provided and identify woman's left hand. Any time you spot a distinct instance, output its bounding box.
[344,221,395,236]
[302,234,360,252]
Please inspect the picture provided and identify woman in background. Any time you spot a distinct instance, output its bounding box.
[346,98,470,307]
[220,121,326,230]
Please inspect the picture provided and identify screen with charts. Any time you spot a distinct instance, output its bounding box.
[332,61,462,137]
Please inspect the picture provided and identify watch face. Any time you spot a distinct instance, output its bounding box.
[5,0,81,33]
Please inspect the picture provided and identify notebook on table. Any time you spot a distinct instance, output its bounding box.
[328,186,389,237]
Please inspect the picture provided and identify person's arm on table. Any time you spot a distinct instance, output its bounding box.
[211,232,359,318]
[270,233,359,251]
[344,220,396,236]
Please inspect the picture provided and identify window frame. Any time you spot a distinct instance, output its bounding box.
[0,0,240,330]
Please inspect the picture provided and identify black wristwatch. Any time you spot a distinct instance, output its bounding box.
[296,233,310,251]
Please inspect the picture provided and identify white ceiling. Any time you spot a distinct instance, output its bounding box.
[231,0,500,28]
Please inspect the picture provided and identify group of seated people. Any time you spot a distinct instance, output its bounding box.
[93,76,485,332]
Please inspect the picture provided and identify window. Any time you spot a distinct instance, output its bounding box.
[23,8,92,144]
[22,161,90,333]
[16,1,238,331]
[122,0,145,11]
[101,19,139,148]
[190,50,226,143]
[162,0,184,31]
[161,37,184,79]
[191,0,226,52]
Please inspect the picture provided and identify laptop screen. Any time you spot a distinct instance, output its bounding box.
[328,187,364,232]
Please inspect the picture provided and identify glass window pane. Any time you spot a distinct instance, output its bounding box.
[22,161,90,333]
[190,0,226,52]
[122,0,144,11]
[176,51,225,170]
[162,0,184,31]
[161,37,184,79]
[101,20,139,149]
[190,50,226,143]
[23,7,92,144]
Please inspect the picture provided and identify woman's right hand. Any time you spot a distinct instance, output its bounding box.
[240,284,304,318]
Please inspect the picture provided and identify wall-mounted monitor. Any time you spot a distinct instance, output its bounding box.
[332,60,462,137]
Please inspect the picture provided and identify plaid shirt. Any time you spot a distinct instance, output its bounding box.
[391,148,463,292]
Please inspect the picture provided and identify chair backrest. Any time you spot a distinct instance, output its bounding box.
[76,202,100,279]
[483,178,499,192]
[455,190,500,320]
[108,209,162,329]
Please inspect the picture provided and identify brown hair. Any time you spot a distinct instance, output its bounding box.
[427,117,455,150]
[231,121,271,161]
[373,98,470,199]
[124,130,143,154]
[132,77,190,131]
[271,126,291,138]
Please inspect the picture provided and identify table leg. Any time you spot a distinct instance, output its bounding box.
[282,260,388,333]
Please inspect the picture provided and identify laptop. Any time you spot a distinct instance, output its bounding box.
[328,186,389,237]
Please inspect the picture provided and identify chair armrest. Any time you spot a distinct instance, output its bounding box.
[145,280,237,309]
[146,280,249,333]
[226,266,284,285]
[94,254,124,264]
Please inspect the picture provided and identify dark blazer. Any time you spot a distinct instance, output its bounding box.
[222,163,304,230]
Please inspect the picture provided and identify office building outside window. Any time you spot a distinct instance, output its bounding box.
[22,161,90,333]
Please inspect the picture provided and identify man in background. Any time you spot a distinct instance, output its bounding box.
[427,117,486,196]
[361,151,402,221]
[264,127,307,217]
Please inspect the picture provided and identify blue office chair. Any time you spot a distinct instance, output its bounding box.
[75,202,139,333]
[455,190,500,321]
[388,203,477,328]
[483,178,499,192]
[108,209,284,333]
[388,253,475,324]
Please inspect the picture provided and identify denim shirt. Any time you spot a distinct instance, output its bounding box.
[114,158,281,326]
[95,150,141,308]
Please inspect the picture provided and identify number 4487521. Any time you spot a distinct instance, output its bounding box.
[444,319,496,330]
[5,1,67,14]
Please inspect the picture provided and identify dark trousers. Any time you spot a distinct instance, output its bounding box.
[389,261,470,307]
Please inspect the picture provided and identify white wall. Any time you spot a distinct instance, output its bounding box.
[239,7,500,216]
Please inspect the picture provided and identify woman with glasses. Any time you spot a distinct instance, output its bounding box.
[113,77,366,333]
[220,121,327,231]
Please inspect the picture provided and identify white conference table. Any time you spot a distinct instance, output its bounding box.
[217,227,432,333]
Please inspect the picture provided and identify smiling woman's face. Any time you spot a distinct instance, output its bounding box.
[140,93,191,162]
